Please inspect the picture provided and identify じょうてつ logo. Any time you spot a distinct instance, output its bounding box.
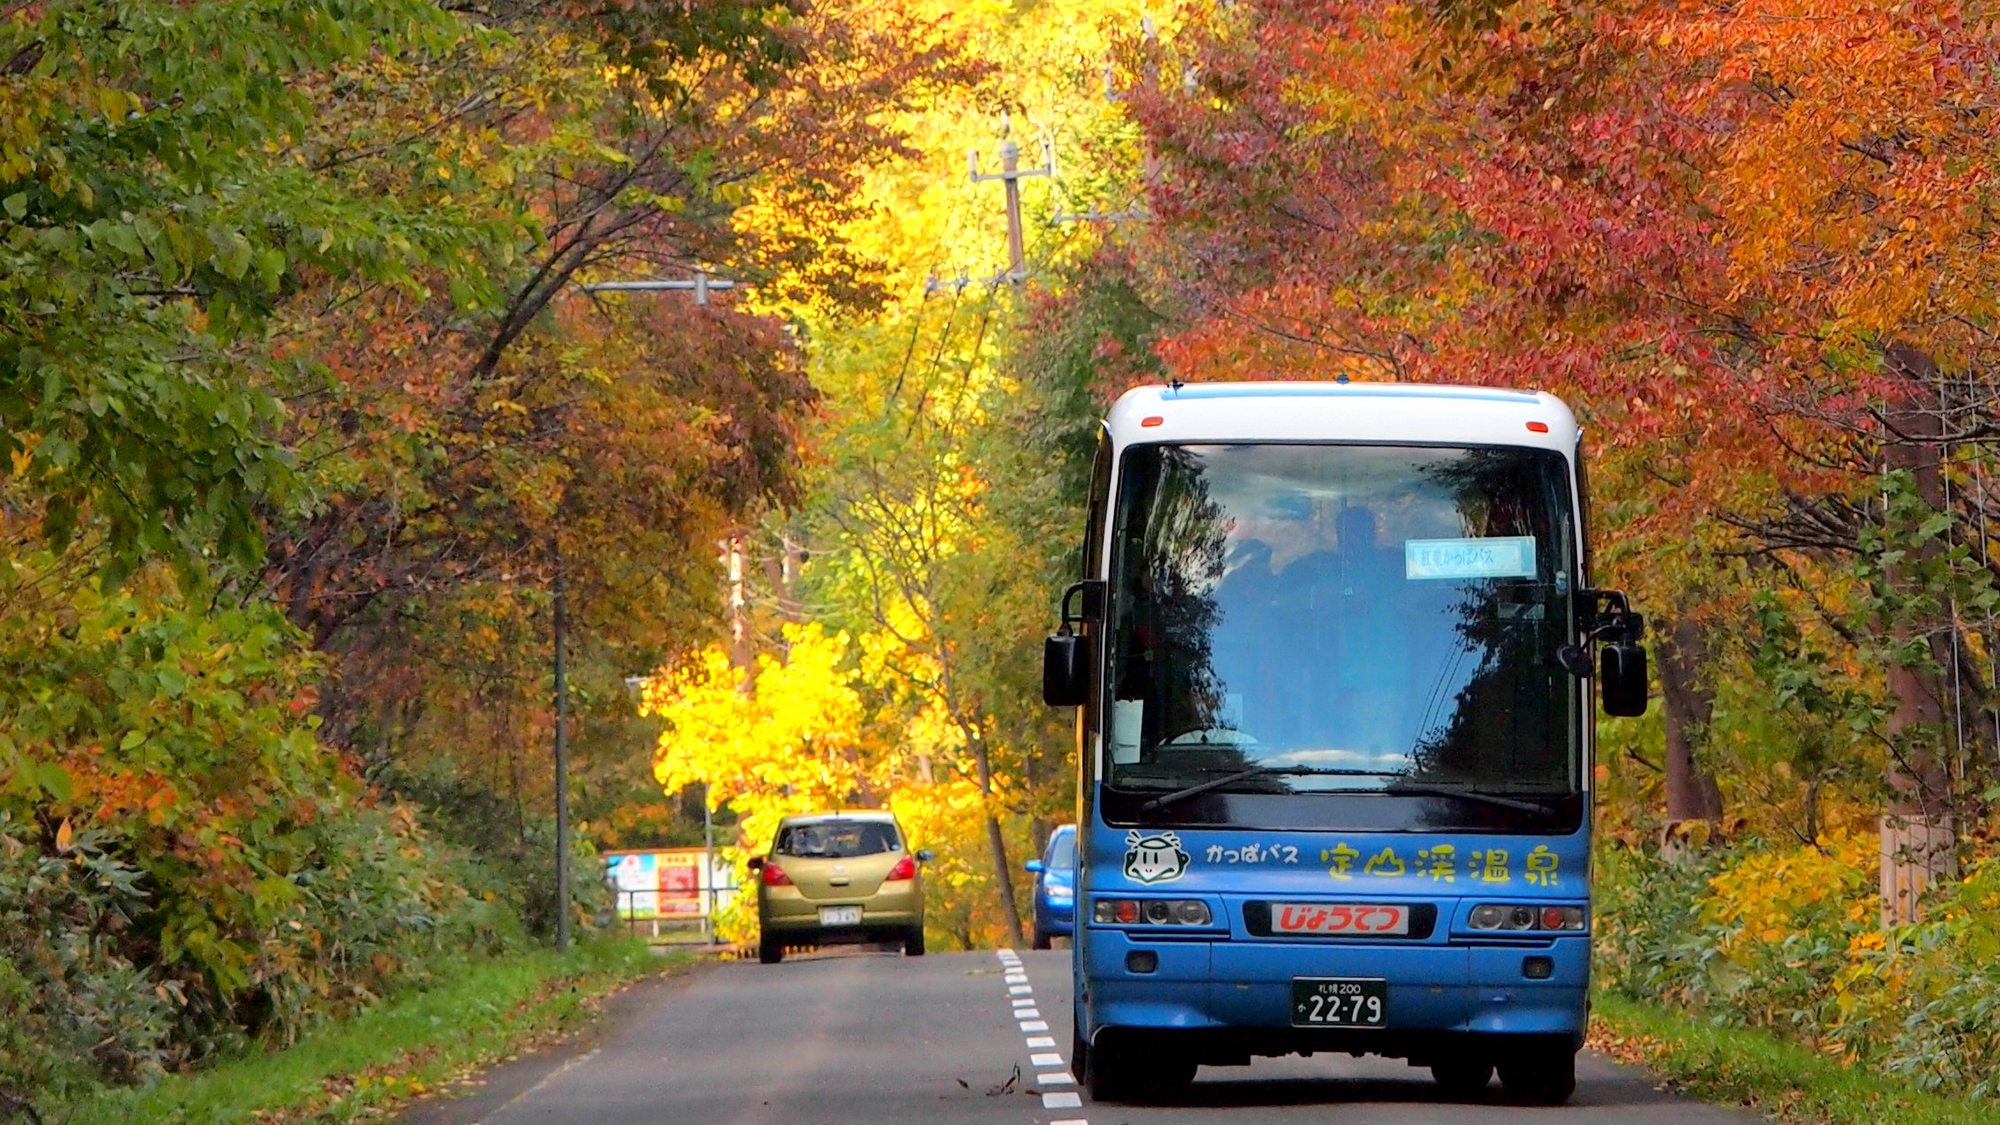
[1124,830,1189,884]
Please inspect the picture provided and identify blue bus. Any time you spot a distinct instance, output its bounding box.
[1041,382,1648,1105]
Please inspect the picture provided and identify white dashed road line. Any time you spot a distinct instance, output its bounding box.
[995,949,1087,1125]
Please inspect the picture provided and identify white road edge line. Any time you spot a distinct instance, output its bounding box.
[1038,1071,1075,1086]
[1030,1052,1063,1066]
[1019,1020,1050,1031]
[494,1046,601,1111]
[1042,1091,1084,1109]
[1009,985,1032,995]
[1026,1035,1057,1048]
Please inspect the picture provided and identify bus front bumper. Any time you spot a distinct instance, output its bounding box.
[1081,929,1589,1056]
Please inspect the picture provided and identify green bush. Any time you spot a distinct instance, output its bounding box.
[0,812,177,1103]
[1596,837,2000,1102]
[379,760,613,940]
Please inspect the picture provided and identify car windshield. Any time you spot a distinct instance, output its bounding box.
[775,821,901,858]
[1047,831,1076,869]
[1103,442,1580,829]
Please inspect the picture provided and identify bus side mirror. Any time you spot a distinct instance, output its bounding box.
[1025,859,1045,873]
[1043,580,1103,708]
[1600,642,1649,717]
[916,849,934,863]
[746,857,765,872]
[1043,630,1089,707]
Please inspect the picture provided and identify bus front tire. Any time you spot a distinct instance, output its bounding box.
[758,936,783,964]
[1031,927,1052,950]
[1498,1045,1576,1105]
[1431,1058,1494,1099]
[903,926,926,956]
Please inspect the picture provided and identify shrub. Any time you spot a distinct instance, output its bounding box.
[1597,833,2000,1102]
[0,813,176,1103]
[0,564,565,1115]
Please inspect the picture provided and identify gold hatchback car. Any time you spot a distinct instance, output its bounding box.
[750,811,930,963]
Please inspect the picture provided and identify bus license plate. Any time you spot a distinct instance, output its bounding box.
[818,905,862,926]
[1291,978,1388,1028]
[1272,902,1409,935]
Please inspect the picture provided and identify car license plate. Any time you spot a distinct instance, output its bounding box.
[818,905,862,926]
[1271,902,1409,936]
[1291,978,1388,1028]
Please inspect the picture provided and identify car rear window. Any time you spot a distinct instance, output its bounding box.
[775,820,901,858]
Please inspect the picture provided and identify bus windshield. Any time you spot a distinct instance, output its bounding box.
[1102,442,1581,832]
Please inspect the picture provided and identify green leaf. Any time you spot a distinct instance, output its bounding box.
[37,761,73,800]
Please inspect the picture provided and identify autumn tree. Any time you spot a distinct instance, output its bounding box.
[1098,0,2000,918]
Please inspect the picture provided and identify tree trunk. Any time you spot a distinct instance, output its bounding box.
[1026,729,1050,860]
[972,735,1026,946]
[1880,343,1959,924]
[1657,617,1725,826]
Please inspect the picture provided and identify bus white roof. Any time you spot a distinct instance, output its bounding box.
[1104,382,1579,454]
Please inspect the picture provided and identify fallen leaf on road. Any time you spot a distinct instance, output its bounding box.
[985,1063,1020,1096]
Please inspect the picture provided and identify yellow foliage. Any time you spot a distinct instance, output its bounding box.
[1702,829,1876,958]
[642,623,877,853]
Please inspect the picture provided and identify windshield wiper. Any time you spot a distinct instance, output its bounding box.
[1133,764,1562,814]
[1384,782,1554,815]
[1140,766,1371,811]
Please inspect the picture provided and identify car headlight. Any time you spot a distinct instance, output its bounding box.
[1046,884,1074,901]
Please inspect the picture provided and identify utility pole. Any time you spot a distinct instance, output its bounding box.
[702,781,716,944]
[550,269,746,955]
[552,539,570,952]
[1103,16,1165,187]
[969,120,1053,285]
[722,535,755,690]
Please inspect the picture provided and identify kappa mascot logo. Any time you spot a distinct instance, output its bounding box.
[1124,830,1190,884]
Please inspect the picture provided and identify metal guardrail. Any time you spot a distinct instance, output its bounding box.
[606,881,741,945]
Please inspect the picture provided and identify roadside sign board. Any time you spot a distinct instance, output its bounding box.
[605,848,736,919]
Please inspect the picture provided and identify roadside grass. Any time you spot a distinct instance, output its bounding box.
[57,937,691,1125]
[1590,991,1995,1125]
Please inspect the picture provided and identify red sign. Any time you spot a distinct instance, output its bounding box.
[658,859,700,914]
[1273,902,1409,936]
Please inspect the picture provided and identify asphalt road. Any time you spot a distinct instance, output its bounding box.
[410,947,1764,1125]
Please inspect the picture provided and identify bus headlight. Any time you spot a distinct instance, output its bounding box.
[1092,898,1213,927]
[1468,903,1585,931]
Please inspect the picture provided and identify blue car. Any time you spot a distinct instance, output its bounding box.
[1025,824,1076,949]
